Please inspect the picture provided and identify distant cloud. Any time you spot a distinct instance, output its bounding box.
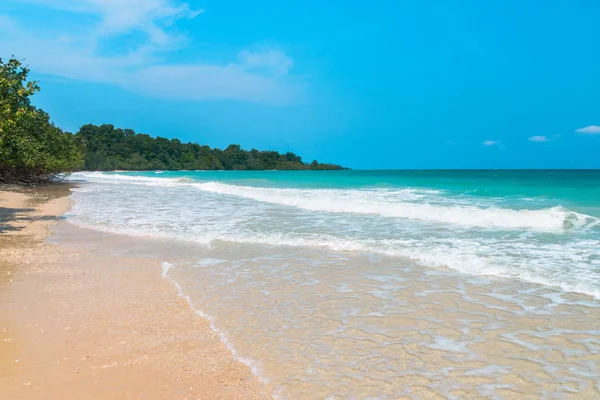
[134,64,302,104]
[483,140,499,146]
[575,125,600,135]
[239,49,294,76]
[529,136,548,142]
[10,0,202,47]
[0,1,301,104]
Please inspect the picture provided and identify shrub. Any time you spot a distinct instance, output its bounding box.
[0,58,83,184]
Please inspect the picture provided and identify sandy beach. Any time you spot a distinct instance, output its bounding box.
[0,186,271,399]
[2,175,600,399]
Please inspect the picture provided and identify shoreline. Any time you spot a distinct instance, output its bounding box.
[4,177,600,398]
[0,186,271,399]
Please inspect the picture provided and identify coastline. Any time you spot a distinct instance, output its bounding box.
[0,186,271,399]
[3,172,600,398]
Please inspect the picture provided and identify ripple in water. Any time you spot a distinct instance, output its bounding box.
[65,171,600,398]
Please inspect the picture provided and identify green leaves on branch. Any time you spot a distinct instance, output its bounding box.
[0,57,83,184]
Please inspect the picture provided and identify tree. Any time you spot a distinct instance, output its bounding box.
[0,58,84,183]
[76,123,344,171]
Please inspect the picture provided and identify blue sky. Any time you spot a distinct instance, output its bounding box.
[1,0,599,169]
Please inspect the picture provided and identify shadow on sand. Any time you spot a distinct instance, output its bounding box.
[0,207,63,234]
[0,183,74,234]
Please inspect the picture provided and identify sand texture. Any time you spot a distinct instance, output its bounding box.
[0,186,271,399]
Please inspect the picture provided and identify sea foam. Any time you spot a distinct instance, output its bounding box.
[73,173,597,232]
[65,171,600,398]
[192,181,595,232]
[67,172,600,299]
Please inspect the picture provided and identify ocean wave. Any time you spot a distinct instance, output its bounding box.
[191,182,597,232]
[73,172,185,185]
[64,216,600,300]
[71,172,599,232]
[216,234,600,300]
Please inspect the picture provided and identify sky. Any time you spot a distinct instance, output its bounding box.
[1,0,599,169]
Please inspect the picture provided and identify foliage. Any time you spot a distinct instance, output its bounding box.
[1,56,342,179]
[0,58,84,183]
[77,124,344,171]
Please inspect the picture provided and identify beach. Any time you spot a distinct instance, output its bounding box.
[4,0,600,397]
[0,186,270,399]
[62,170,600,399]
[2,170,600,399]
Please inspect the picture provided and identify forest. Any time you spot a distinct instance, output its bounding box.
[0,57,342,184]
[78,124,343,171]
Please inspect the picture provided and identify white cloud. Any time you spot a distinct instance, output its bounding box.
[0,1,300,104]
[575,125,600,135]
[133,64,302,103]
[238,49,294,76]
[529,136,548,142]
[483,140,499,146]
[13,0,202,47]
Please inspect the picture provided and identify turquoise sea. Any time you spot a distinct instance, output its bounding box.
[65,170,600,399]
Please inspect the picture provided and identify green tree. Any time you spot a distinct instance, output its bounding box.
[0,57,83,183]
[75,124,344,171]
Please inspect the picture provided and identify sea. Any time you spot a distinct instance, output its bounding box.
[64,170,600,399]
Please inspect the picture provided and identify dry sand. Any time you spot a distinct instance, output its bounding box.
[0,186,271,399]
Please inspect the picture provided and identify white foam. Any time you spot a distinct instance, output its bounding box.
[191,182,596,232]
[463,365,512,377]
[63,172,600,399]
[161,262,173,277]
[66,215,600,300]
[71,172,598,232]
[160,262,272,393]
[73,172,185,186]
[426,336,472,353]
[67,172,600,299]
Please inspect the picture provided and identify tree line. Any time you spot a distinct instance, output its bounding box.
[0,58,342,184]
[78,124,342,171]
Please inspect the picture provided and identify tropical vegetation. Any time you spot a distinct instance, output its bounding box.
[0,58,83,183]
[1,57,342,184]
[78,124,342,171]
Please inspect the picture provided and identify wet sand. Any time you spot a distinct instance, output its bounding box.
[4,183,600,399]
[163,243,600,399]
[0,186,270,399]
